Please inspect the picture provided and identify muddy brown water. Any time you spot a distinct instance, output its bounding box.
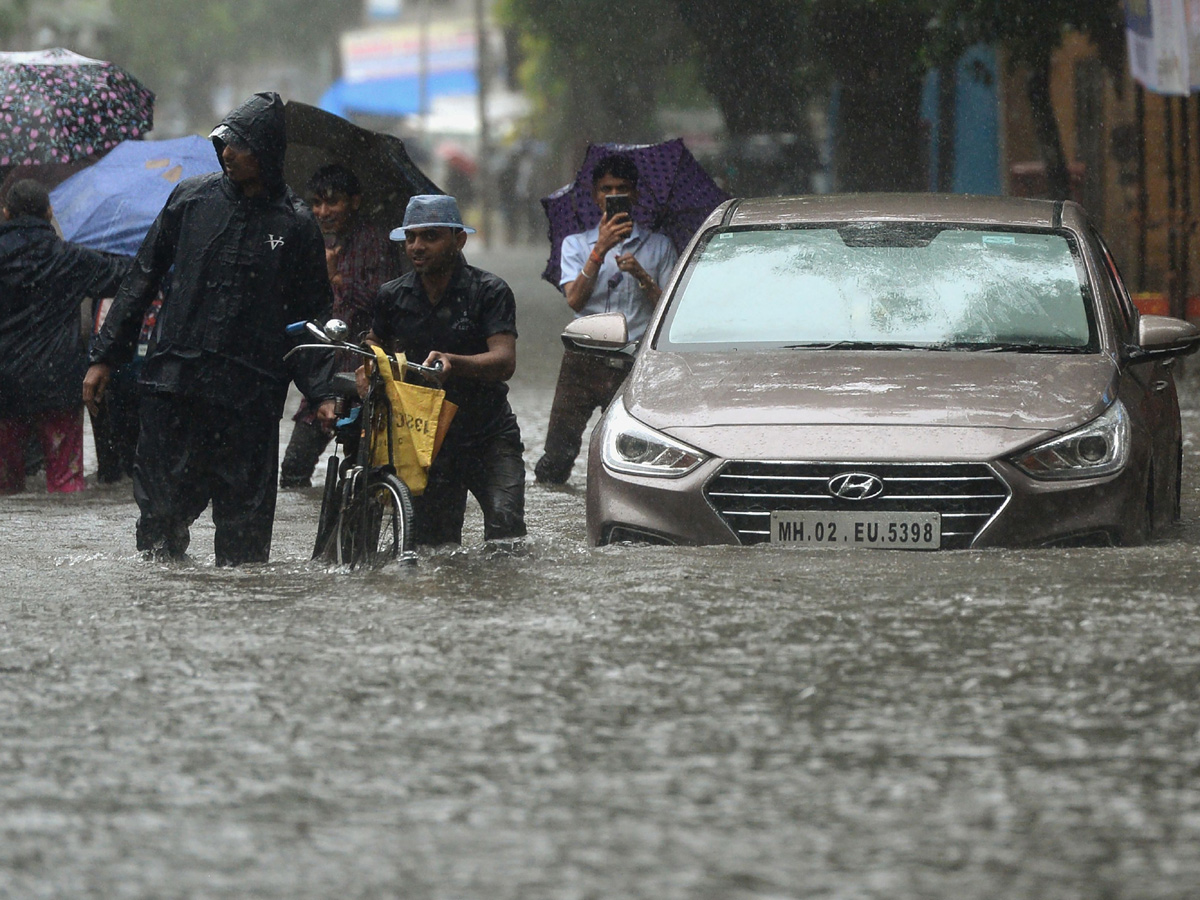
[2,247,1199,899]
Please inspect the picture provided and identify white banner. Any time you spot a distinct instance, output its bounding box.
[1127,0,1192,94]
[1187,0,1200,90]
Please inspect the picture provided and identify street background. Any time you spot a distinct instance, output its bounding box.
[3,243,1200,899]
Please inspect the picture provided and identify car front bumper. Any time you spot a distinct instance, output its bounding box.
[586,448,1150,549]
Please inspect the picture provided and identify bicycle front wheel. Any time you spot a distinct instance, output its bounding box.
[338,472,415,569]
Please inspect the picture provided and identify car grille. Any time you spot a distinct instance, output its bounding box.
[704,461,1010,549]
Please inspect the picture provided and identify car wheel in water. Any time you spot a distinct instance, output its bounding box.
[1174,440,1183,523]
[1121,471,1154,546]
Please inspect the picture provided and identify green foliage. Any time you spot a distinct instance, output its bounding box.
[496,0,700,142]
[107,0,358,102]
[0,0,29,42]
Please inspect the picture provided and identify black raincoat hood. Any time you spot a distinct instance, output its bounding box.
[210,91,287,198]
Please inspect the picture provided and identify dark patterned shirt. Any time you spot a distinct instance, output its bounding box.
[330,219,402,343]
[372,256,519,447]
[294,220,403,424]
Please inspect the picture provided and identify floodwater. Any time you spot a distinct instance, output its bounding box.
[3,246,1200,899]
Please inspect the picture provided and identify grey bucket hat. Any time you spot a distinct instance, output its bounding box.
[389,194,476,240]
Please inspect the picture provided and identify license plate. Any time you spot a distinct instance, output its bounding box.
[770,511,940,549]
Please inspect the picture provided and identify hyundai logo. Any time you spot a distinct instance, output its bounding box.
[827,472,884,500]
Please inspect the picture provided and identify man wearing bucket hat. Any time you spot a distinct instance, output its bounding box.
[365,194,526,547]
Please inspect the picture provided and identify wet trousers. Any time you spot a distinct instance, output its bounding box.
[279,416,331,488]
[133,392,279,565]
[0,406,86,494]
[534,349,627,484]
[412,424,527,546]
[90,373,140,483]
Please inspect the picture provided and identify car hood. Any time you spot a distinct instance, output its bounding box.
[624,349,1119,461]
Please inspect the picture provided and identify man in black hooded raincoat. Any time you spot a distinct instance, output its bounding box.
[85,92,337,565]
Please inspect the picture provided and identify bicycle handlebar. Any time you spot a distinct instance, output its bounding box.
[284,319,444,379]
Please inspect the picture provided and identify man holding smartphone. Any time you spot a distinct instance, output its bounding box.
[534,153,678,485]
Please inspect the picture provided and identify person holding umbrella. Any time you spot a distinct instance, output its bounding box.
[534,153,678,485]
[83,91,338,565]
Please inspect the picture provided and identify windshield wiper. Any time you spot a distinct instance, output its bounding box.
[780,341,943,351]
[969,342,1088,353]
[779,340,1089,353]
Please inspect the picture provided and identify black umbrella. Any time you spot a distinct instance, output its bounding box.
[283,101,440,233]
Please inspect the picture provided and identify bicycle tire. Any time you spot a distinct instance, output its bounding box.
[337,472,415,569]
[311,455,342,560]
[333,469,362,566]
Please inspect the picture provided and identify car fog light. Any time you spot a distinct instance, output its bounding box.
[1011,401,1129,480]
[600,401,708,478]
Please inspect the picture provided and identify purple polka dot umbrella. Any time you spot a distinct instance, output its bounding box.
[0,48,154,168]
[540,138,729,287]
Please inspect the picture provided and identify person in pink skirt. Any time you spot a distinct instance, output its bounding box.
[0,180,130,493]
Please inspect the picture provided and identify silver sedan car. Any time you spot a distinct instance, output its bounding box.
[565,194,1200,549]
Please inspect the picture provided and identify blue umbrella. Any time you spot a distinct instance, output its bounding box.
[49,134,220,256]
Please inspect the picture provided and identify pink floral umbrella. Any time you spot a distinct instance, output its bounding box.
[0,48,154,168]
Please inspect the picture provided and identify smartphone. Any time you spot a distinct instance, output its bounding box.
[604,194,632,219]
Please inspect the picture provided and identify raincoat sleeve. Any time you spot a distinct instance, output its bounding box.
[55,242,132,308]
[285,219,339,405]
[88,185,184,369]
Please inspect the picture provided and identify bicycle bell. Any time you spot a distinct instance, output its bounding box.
[324,318,350,342]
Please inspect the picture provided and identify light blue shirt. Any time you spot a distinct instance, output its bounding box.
[560,222,679,341]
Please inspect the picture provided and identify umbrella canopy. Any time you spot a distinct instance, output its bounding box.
[283,100,439,234]
[540,138,728,287]
[0,48,154,167]
[49,135,220,257]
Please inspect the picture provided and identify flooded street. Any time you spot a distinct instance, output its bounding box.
[3,245,1200,899]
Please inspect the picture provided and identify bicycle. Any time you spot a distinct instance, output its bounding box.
[285,318,443,569]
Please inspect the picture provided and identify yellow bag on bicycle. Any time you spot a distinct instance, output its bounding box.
[368,345,457,495]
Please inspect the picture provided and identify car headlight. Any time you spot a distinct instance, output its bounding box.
[1010,400,1130,480]
[600,400,708,478]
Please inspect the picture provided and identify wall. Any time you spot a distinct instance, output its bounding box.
[1001,33,1200,315]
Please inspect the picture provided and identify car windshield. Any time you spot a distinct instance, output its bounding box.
[658,224,1097,352]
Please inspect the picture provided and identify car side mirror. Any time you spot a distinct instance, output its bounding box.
[561,312,635,356]
[1129,314,1200,361]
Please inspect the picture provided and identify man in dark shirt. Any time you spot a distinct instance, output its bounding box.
[84,92,337,565]
[367,194,526,546]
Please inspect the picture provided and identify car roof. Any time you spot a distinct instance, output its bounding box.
[719,193,1075,231]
